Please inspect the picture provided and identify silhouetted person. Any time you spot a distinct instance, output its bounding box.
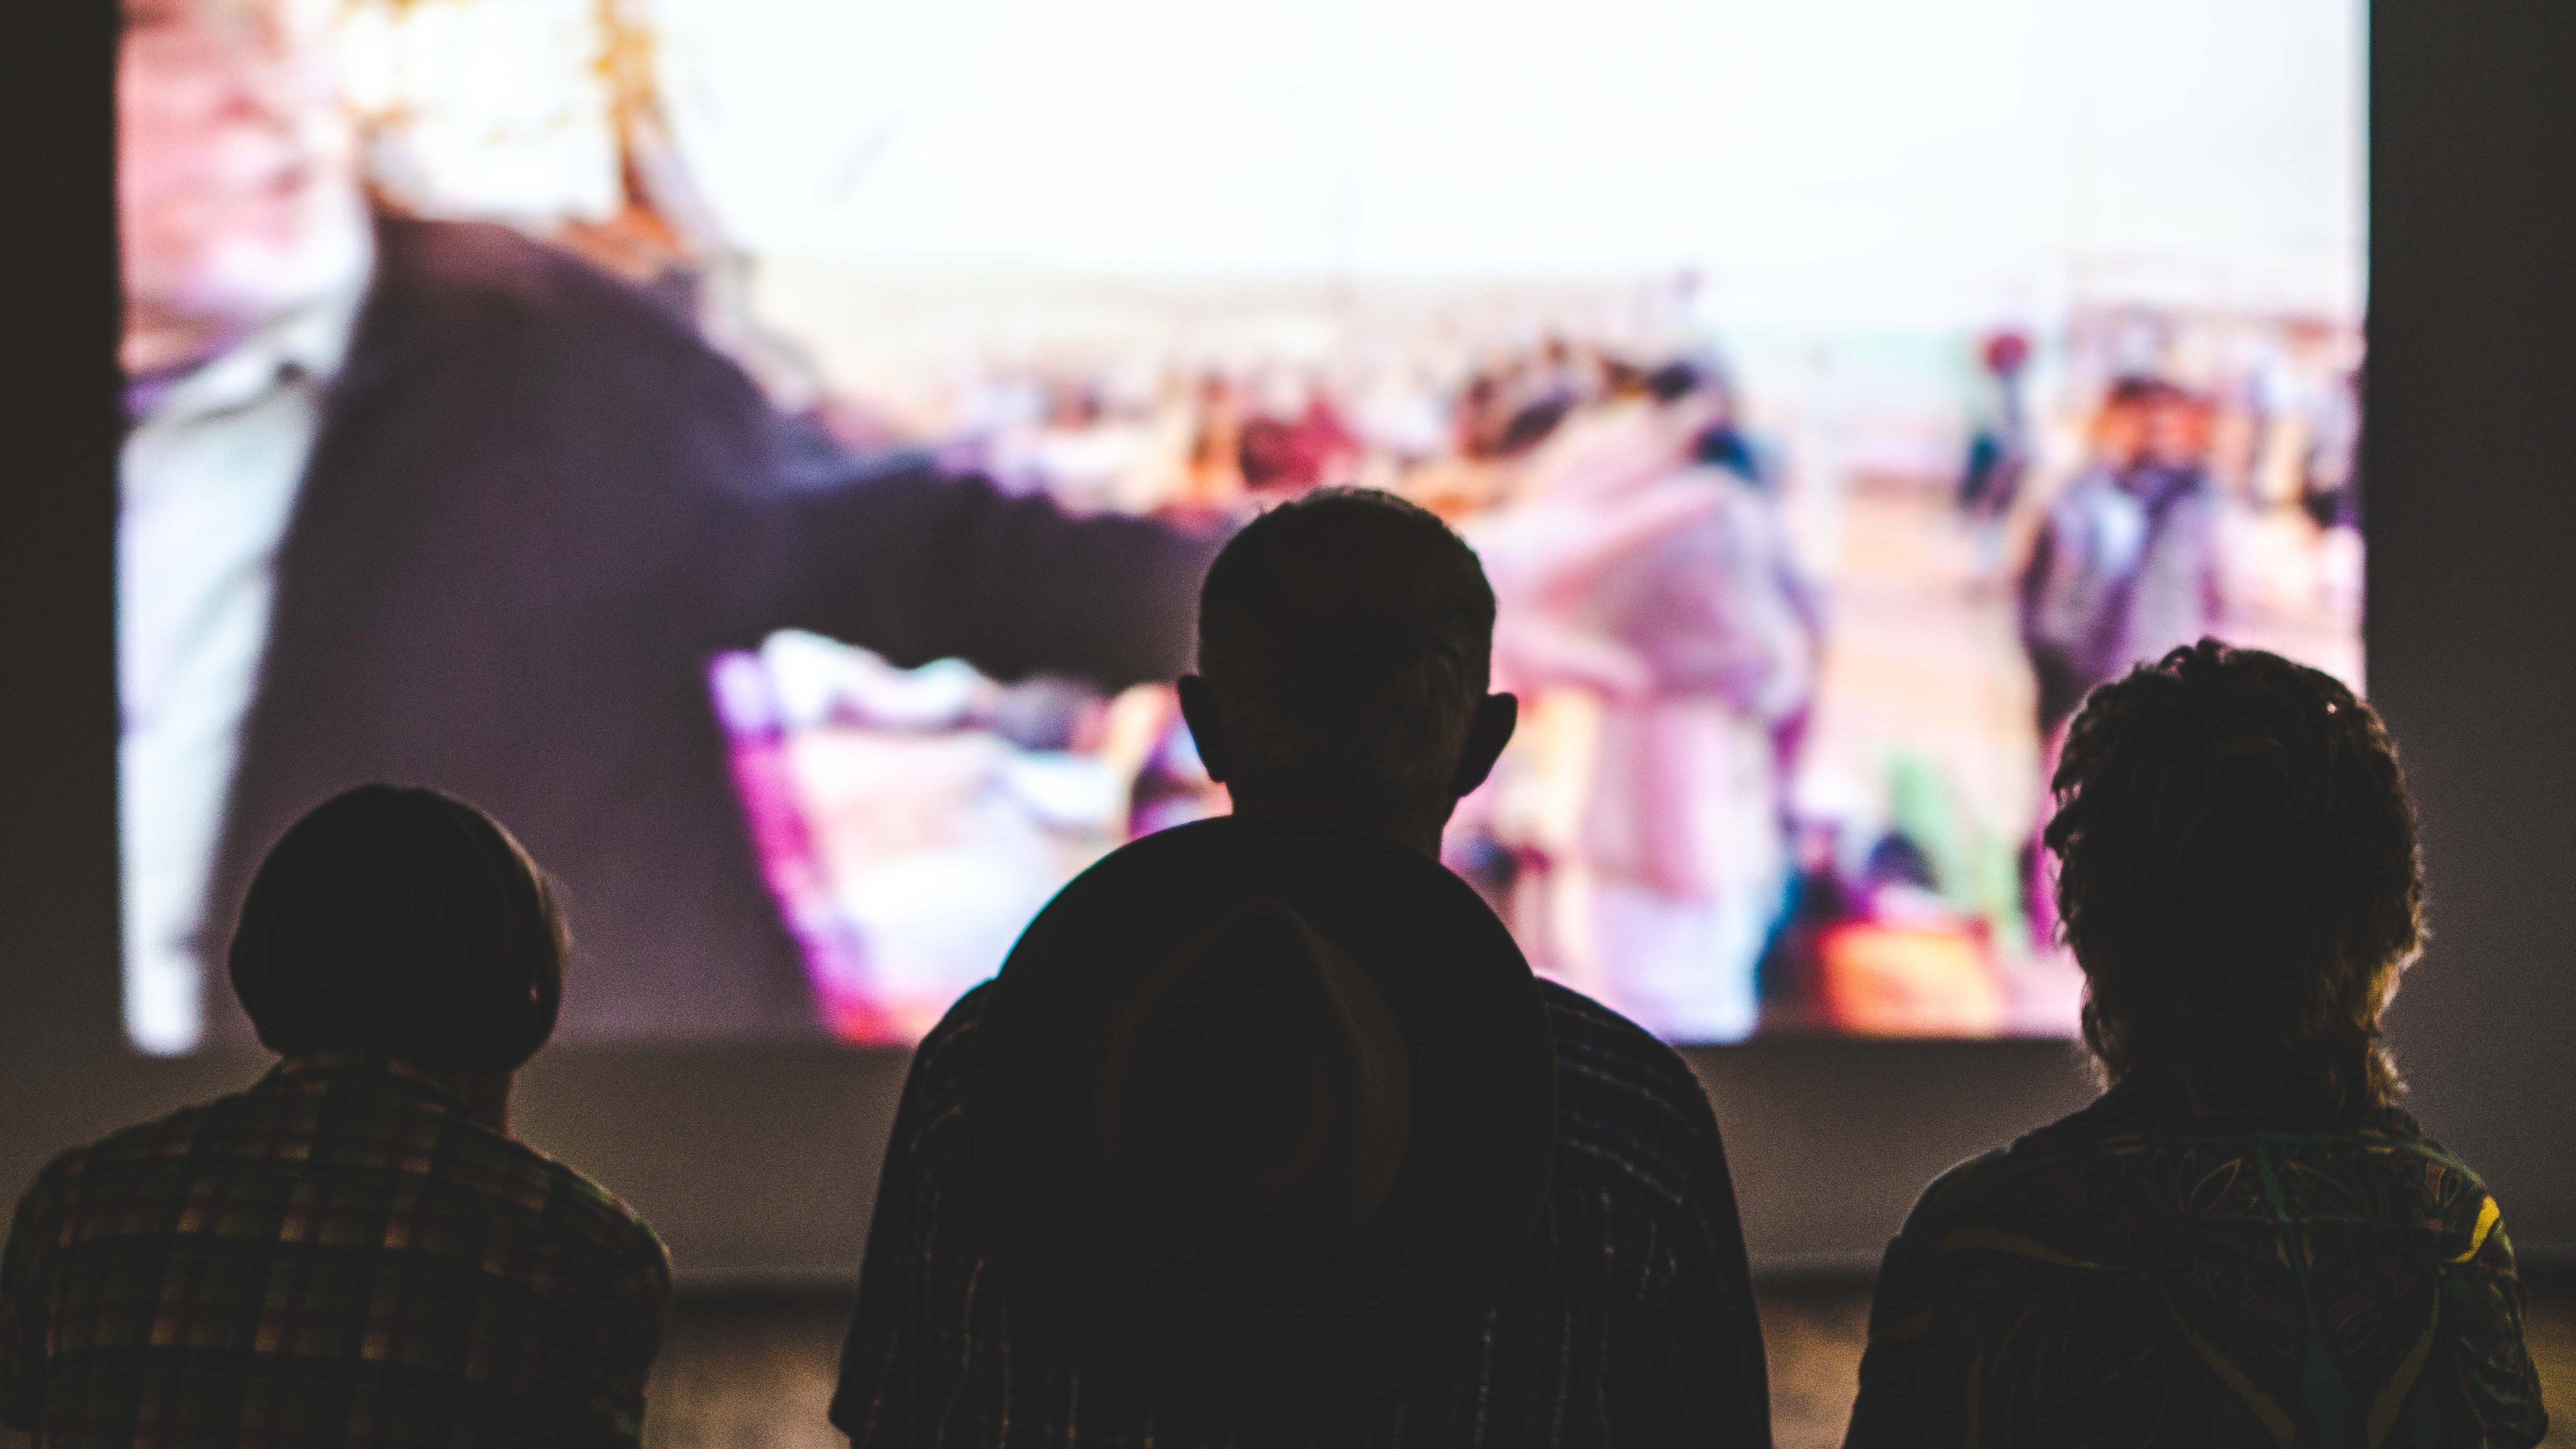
[2018,378,2223,742]
[1958,329,2031,521]
[1844,642,2547,1447]
[2,787,672,1446]
[834,489,1770,1445]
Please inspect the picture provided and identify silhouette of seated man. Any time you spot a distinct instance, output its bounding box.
[1845,642,2548,1447]
[833,487,1773,1444]
[2,786,672,1446]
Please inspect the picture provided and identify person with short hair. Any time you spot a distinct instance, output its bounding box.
[833,488,1772,1445]
[1844,642,2548,1447]
[1,786,673,1446]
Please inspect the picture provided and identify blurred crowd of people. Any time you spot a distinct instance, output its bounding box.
[727,330,1834,1041]
[734,300,2368,1044]
[1983,310,2365,949]
[144,0,2363,1048]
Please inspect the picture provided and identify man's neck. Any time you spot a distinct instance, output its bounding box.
[439,1068,516,1135]
[1225,787,1447,859]
[274,1053,518,1135]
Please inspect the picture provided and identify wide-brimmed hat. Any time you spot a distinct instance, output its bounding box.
[972,816,1556,1427]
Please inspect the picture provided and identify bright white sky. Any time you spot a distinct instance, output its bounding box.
[639,0,2360,318]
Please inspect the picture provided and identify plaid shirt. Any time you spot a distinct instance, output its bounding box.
[833,979,1771,1447]
[1844,1077,2549,1448]
[1,1054,671,1448]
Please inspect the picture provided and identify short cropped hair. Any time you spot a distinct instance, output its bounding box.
[2044,641,2422,1116]
[229,785,567,1072]
[1197,489,1496,811]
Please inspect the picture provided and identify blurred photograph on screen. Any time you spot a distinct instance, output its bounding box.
[116,0,2364,1050]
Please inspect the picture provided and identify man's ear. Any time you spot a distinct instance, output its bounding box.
[1175,675,1230,785]
[1450,693,1519,799]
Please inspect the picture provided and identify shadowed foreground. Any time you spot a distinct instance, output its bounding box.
[641,1280,2576,1448]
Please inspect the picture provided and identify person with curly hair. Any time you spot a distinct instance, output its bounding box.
[1844,640,2548,1447]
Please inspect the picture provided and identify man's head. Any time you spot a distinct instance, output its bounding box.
[1181,489,1516,852]
[2089,376,2168,468]
[2045,641,2422,1116]
[2138,385,2215,471]
[229,785,566,1075]
[120,0,370,373]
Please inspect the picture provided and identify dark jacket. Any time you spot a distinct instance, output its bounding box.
[1844,1075,2548,1447]
[835,979,1773,1447]
[204,217,1220,1039]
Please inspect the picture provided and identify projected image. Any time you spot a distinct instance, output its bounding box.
[117,0,2363,1050]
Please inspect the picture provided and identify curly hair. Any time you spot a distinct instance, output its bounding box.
[2044,640,2422,1117]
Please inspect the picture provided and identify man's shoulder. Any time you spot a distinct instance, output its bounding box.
[376,216,675,329]
[1889,1096,2515,1269]
[921,979,1694,1095]
[1888,1093,2147,1246]
[19,1078,667,1305]
[21,1093,243,1208]
[2353,1105,2489,1187]
[915,983,994,1080]
[2337,1109,2514,1266]
[886,984,996,1141]
[1535,979,1721,1209]
[1538,977,1709,1108]
[893,978,1727,1205]
[369,215,745,395]
[348,1081,671,1298]
[510,1141,674,1303]
[1885,1144,2023,1251]
[1538,976,1689,1072]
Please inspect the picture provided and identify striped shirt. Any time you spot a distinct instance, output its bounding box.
[833,979,1770,1447]
[1,1054,671,1447]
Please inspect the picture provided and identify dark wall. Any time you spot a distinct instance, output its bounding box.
[3,0,2569,1281]
[1,0,122,1067]
[2365,0,2576,1253]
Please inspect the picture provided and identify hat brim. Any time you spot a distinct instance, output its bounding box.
[972,817,1556,1428]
